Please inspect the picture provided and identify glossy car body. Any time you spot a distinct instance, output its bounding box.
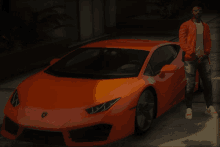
[0,39,199,146]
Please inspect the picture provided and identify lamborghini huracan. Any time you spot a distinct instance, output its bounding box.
[0,39,201,146]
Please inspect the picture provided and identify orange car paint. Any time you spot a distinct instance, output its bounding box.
[1,39,200,147]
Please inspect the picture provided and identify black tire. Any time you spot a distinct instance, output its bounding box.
[135,89,156,135]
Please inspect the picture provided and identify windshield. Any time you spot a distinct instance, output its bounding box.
[44,48,149,79]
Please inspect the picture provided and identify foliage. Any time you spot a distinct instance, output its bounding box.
[154,0,181,19]
[30,5,75,41]
[0,4,75,52]
[0,11,30,51]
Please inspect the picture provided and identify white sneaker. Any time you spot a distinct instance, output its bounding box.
[185,108,192,119]
[205,106,218,116]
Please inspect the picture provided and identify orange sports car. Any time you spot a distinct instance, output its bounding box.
[1,39,201,146]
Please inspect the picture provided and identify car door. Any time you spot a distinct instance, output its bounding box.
[143,45,180,113]
[170,44,199,104]
[169,45,186,104]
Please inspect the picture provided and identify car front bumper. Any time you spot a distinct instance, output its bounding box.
[1,107,136,147]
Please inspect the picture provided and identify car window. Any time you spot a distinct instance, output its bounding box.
[149,45,176,75]
[45,48,149,79]
[66,49,100,66]
[144,64,153,76]
[172,45,180,56]
[167,45,178,58]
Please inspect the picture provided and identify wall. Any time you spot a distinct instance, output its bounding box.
[0,0,2,11]
[79,0,108,41]
[116,0,193,22]
[8,0,116,43]
[79,0,93,41]
[116,0,146,21]
[1,0,11,12]
[93,0,105,37]
[105,0,116,28]
[10,0,79,41]
[65,0,79,41]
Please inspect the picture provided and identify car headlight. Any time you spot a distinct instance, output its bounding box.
[86,97,120,114]
[10,90,20,107]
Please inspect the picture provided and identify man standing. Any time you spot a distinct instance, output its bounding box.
[179,6,217,119]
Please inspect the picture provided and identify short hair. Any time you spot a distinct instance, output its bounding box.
[191,4,203,11]
[191,5,203,13]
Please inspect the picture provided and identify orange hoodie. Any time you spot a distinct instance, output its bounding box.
[179,18,211,62]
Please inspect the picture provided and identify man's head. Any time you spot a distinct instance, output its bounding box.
[192,6,202,19]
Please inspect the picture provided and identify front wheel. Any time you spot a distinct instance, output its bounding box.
[135,89,156,135]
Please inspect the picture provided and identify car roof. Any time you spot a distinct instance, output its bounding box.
[81,39,175,51]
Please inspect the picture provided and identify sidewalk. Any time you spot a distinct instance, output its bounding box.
[149,103,219,147]
[112,12,220,147]
[159,13,220,147]
[0,13,220,147]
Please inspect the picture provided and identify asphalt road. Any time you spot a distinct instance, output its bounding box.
[0,13,220,147]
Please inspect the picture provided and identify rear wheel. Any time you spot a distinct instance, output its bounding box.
[135,89,156,135]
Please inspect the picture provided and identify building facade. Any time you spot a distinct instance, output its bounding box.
[1,0,116,43]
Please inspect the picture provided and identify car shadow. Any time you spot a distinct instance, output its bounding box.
[99,98,215,147]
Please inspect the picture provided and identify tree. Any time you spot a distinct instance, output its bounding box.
[155,0,181,19]
[27,4,75,42]
[0,4,75,52]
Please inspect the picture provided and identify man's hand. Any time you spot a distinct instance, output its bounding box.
[196,46,205,58]
[197,50,205,58]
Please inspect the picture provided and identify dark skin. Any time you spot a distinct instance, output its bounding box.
[192,6,202,23]
[192,6,205,57]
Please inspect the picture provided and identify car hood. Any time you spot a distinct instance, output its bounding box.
[16,106,83,129]
[17,71,145,109]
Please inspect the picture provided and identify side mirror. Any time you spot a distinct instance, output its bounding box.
[159,64,178,78]
[50,58,60,65]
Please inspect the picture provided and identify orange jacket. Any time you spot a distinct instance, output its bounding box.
[179,18,211,61]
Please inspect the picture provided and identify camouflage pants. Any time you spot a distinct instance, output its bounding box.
[184,56,213,108]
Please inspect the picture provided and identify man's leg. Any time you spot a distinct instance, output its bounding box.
[198,57,213,108]
[184,60,197,119]
[184,60,197,108]
[198,57,217,116]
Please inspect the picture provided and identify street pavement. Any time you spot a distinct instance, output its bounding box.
[0,12,220,147]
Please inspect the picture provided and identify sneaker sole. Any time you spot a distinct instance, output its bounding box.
[185,114,192,119]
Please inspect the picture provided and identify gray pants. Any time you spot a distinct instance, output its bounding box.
[184,56,213,108]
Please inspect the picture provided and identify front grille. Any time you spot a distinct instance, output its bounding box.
[17,128,66,146]
[5,117,19,135]
[69,124,112,142]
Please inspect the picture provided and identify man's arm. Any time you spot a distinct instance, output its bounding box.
[179,23,194,55]
[204,24,211,56]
